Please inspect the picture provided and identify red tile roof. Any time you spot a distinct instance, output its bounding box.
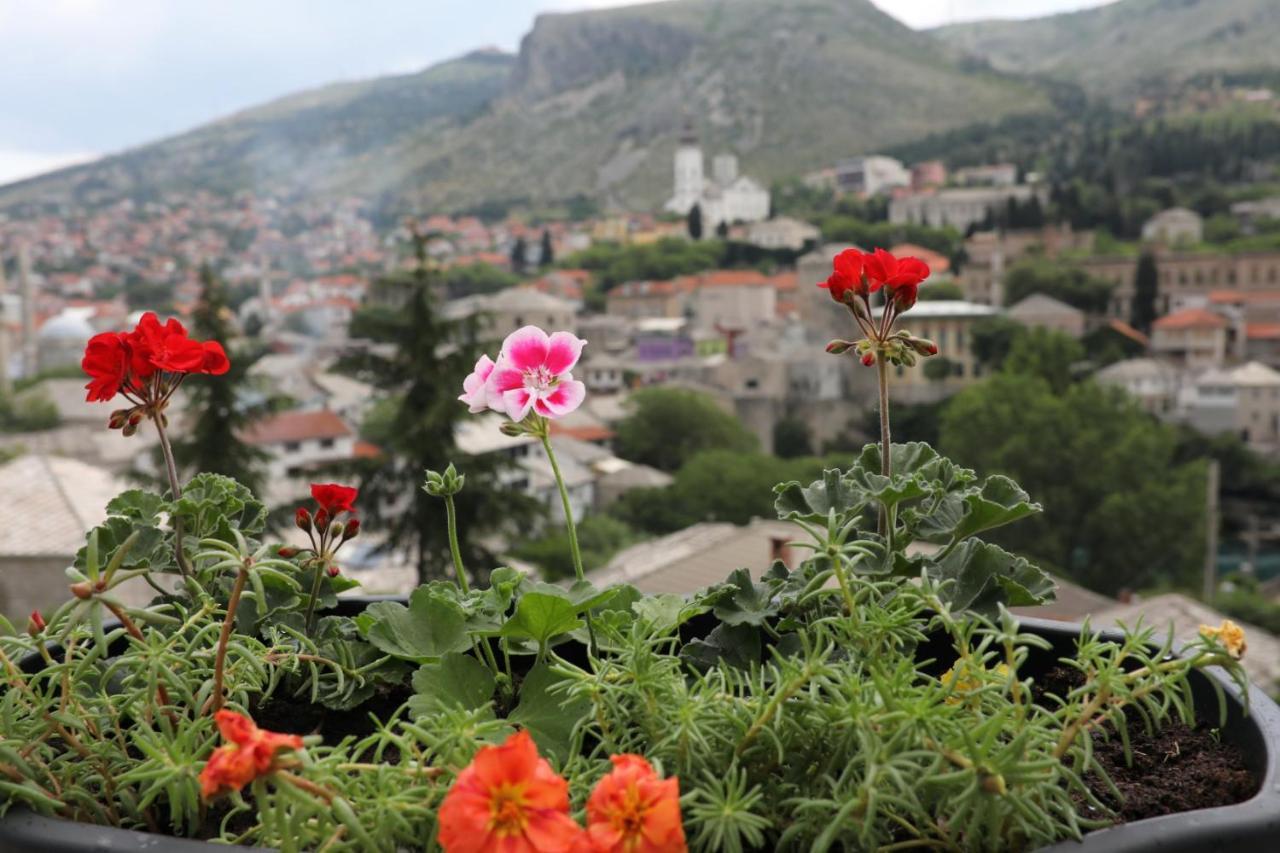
[1107,319,1150,348]
[550,423,616,442]
[241,409,352,445]
[890,243,951,274]
[1209,289,1280,304]
[1247,323,1280,340]
[1152,308,1228,331]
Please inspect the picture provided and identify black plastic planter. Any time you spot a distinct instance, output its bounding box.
[2,607,1277,852]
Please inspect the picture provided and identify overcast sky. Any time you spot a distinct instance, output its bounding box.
[0,0,1113,185]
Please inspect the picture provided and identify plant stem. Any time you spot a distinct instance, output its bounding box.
[209,565,249,714]
[102,599,174,715]
[152,412,192,581]
[444,494,469,594]
[876,353,892,535]
[303,559,327,637]
[540,433,597,654]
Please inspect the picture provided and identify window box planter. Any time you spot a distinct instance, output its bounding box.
[2,603,1276,853]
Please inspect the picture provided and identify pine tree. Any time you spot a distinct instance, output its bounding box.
[337,233,538,584]
[164,265,269,494]
[687,203,703,241]
[510,236,528,272]
[715,220,730,240]
[1131,252,1160,334]
[539,229,554,267]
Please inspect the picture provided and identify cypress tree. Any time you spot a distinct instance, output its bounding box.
[1131,251,1160,334]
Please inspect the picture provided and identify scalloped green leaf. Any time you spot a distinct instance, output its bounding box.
[774,468,865,522]
[105,489,168,525]
[499,592,583,650]
[359,586,472,662]
[928,539,1056,616]
[508,663,588,764]
[409,653,495,717]
[952,475,1043,542]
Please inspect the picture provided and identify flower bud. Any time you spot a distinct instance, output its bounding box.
[825,339,855,355]
[121,422,138,438]
[904,336,939,357]
[313,508,329,531]
[70,581,93,600]
[499,420,527,437]
[342,518,360,541]
[329,521,344,540]
[295,507,312,533]
[108,410,130,429]
[127,410,145,427]
[326,563,340,578]
[423,464,465,497]
[277,546,298,558]
[861,352,876,367]
[26,610,46,637]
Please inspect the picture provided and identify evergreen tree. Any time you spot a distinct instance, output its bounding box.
[715,220,730,240]
[539,229,554,267]
[510,236,528,272]
[337,233,538,584]
[687,203,703,241]
[164,265,269,494]
[1131,251,1160,334]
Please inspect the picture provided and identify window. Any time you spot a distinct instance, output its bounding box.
[745,378,759,390]
[319,438,335,449]
[284,441,301,453]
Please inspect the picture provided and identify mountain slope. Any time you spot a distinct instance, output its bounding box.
[1,0,1050,213]
[934,0,1280,100]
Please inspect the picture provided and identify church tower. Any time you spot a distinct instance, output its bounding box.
[665,122,704,215]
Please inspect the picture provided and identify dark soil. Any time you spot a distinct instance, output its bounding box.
[1034,665,1259,822]
[251,684,412,742]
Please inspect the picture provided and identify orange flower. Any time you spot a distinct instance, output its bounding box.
[1200,619,1247,659]
[585,755,686,853]
[438,730,583,853]
[199,710,304,800]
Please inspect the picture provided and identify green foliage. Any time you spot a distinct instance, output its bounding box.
[1131,252,1159,334]
[1001,327,1085,394]
[560,238,726,291]
[358,586,471,662]
[0,388,60,432]
[440,262,519,299]
[815,215,961,259]
[772,416,813,459]
[509,514,641,581]
[1003,259,1114,314]
[614,387,757,471]
[918,280,964,301]
[940,375,1206,594]
[687,203,703,241]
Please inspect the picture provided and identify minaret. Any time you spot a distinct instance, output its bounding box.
[17,243,36,378]
[668,122,704,215]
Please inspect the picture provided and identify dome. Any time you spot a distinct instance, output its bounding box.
[37,310,95,342]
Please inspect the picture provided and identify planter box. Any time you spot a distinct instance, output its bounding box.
[2,606,1277,852]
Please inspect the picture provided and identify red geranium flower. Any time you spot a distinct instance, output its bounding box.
[311,483,358,516]
[199,710,303,800]
[584,755,686,853]
[81,312,231,407]
[438,730,583,853]
[81,332,133,403]
[130,312,207,374]
[863,248,930,311]
[818,248,870,303]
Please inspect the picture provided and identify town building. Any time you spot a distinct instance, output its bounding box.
[1231,197,1280,233]
[910,160,947,191]
[1141,208,1204,246]
[1007,293,1086,338]
[889,185,1046,232]
[1094,357,1183,415]
[241,409,358,505]
[890,301,998,403]
[663,130,770,226]
[1150,308,1232,370]
[953,163,1017,187]
[1086,249,1280,320]
[1180,361,1280,447]
[834,156,910,196]
[445,287,577,342]
[744,217,820,251]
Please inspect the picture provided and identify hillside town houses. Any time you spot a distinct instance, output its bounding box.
[5,148,1280,622]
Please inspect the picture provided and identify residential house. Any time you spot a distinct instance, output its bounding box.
[241,409,357,504]
[1094,357,1183,415]
[889,185,1047,233]
[1151,308,1231,370]
[890,301,997,403]
[744,217,820,251]
[1007,293,1086,338]
[1088,249,1280,320]
[1231,197,1280,233]
[954,163,1017,187]
[834,156,910,196]
[1181,362,1280,446]
[446,287,577,342]
[1142,208,1204,246]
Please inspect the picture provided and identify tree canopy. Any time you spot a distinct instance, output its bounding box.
[1003,259,1114,315]
[614,387,758,471]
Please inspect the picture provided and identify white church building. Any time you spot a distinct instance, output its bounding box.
[663,130,770,228]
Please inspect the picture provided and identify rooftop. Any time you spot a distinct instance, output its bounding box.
[0,455,126,557]
[241,408,353,445]
[905,300,998,319]
[1152,307,1228,331]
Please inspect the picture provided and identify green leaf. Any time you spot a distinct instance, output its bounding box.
[105,489,169,525]
[409,653,495,717]
[170,473,267,541]
[774,468,864,522]
[359,586,472,662]
[74,518,167,574]
[710,568,778,628]
[951,475,1042,542]
[633,594,707,634]
[508,663,588,764]
[928,540,1056,616]
[499,592,583,650]
[680,623,761,671]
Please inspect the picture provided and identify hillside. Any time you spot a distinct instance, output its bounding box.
[0,0,1048,214]
[934,0,1280,100]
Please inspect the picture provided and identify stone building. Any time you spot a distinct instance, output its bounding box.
[1141,208,1204,246]
[1007,294,1086,338]
[1084,249,1280,320]
[1150,308,1231,370]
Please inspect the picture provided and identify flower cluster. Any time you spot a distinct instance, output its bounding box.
[81,312,230,433]
[460,325,588,423]
[438,730,685,853]
[1199,619,1248,659]
[287,483,360,577]
[818,247,935,369]
[199,710,303,800]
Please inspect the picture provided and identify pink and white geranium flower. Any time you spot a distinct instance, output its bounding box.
[484,326,587,421]
[459,354,498,414]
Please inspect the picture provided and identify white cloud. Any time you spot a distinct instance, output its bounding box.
[868,0,1117,29]
[0,149,99,187]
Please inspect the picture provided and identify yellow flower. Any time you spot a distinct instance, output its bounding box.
[939,660,1010,705]
[1199,619,1247,659]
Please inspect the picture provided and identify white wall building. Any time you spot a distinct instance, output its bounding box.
[664,133,770,227]
[889,186,1045,232]
[835,156,910,196]
[1142,208,1204,246]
